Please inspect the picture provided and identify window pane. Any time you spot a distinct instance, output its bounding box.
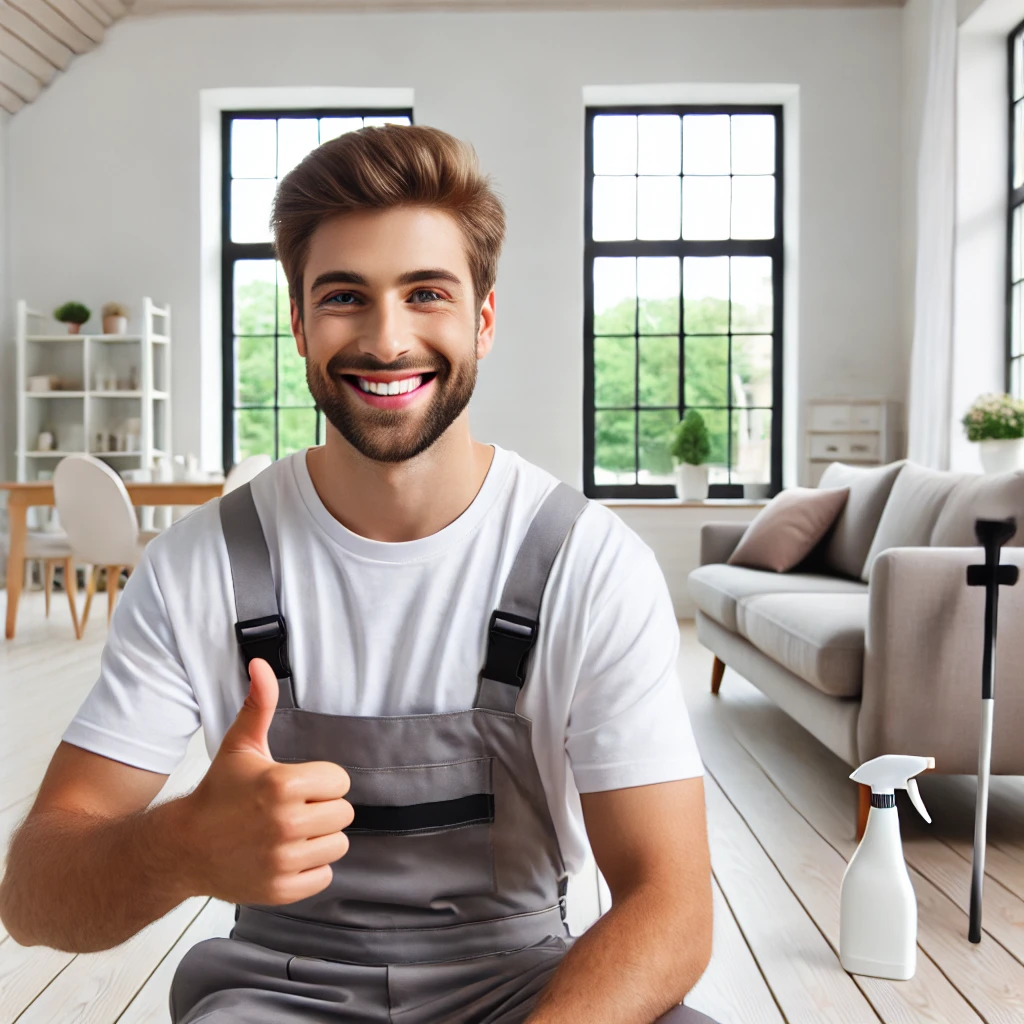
[638,410,678,482]
[234,259,277,334]
[279,338,310,406]
[638,115,681,175]
[277,118,320,178]
[683,114,730,175]
[1016,103,1024,191]
[1015,205,1023,284]
[637,177,681,240]
[231,179,275,243]
[595,336,636,407]
[594,115,637,174]
[236,408,275,462]
[690,408,728,482]
[279,408,317,457]
[639,336,679,407]
[731,115,775,174]
[1016,32,1024,102]
[638,257,680,334]
[732,335,773,406]
[277,261,293,334]
[731,176,775,239]
[1013,357,1022,398]
[685,336,729,406]
[232,118,276,178]
[321,116,363,141]
[731,257,774,333]
[682,177,730,239]
[1015,284,1022,358]
[595,410,636,483]
[235,337,275,406]
[732,408,772,484]
[684,257,730,334]
[594,257,636,334]
[593,177,637,240]
[363,115,411,127]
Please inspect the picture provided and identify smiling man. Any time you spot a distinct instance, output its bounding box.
[0,125,715,1024]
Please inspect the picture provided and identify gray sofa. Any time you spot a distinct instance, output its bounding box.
[689,460,1024,832]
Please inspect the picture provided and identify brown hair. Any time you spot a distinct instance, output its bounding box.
[271,124,506,322]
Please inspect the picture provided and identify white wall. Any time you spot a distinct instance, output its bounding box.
[4,7,904,483]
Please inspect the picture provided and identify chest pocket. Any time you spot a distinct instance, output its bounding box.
[332,756,496,909]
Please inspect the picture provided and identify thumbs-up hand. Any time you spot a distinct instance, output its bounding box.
[180,658,354,907]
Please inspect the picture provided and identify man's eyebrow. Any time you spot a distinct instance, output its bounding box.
[309,268,464,292]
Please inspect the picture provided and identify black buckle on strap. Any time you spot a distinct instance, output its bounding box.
[234,614,292,679]
[481,610,537,688]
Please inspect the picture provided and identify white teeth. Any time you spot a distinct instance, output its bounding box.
[357,375,422,396]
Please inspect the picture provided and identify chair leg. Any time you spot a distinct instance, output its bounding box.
[44,560,55,617]
[106,566,121,626]
[857,783,871,841]
[79,566,97,639]
[711,656,726,695]
[64,559,81,639]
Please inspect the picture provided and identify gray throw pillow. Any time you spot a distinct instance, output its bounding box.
[930,470,1024,546]
[861,462,967,581]
[816,460,906,580]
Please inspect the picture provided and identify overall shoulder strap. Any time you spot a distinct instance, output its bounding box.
[219,483,297,710]
[476,481,590,713]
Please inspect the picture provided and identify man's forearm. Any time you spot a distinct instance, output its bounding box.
[526,880,712,1024]
[0,796,197,953]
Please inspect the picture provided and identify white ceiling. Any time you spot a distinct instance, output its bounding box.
[0,0,902,116]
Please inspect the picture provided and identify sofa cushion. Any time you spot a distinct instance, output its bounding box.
[817,461,905,580]
[930,470,1024,546]
[862,462,967,581]
[687,563,869,633]
[727,486,849,573]
[738,592,869,698]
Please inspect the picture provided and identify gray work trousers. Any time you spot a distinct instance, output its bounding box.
[170,934,719,1024]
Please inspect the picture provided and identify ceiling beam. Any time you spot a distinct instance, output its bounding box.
[75,0,113,26]
[0,78,25,111]
[0,5,73,70]
[7,0,95,54]
[0,26,58,82]
[42,0,106,43]
[0,49,41,99]
[93,0,127,15]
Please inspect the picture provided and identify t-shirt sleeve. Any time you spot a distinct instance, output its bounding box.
[61,547,202,775]
[565,544,704,794]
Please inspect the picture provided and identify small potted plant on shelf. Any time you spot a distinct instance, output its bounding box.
[102,301,129,335]
[53,301,90,334]
[671,409,712,500]
[962,392,1024,473]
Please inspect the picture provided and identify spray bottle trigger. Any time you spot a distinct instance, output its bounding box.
[905,778,931,823]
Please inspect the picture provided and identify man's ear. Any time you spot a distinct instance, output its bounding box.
[475,289,496,359]
[291,293,306,357]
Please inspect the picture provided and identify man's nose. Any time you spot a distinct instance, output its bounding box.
[359,297,409,364]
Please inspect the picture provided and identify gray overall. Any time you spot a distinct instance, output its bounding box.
[169,481,717,1024]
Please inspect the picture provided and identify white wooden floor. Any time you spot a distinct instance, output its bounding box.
[1,588,1023,1023]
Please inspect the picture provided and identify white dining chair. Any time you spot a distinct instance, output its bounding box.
[53,455,159,638]
[223,453,272,494]
[0,529,79,634]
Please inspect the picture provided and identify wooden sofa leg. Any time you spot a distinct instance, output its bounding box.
[711,657,726,695]
[856,783,871,841]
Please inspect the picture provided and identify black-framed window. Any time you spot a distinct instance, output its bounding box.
[221,108,414,471]
[583,105,784,499]
[1009,24,1024,397]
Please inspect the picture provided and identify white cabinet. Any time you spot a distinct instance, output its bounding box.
[14,298,172,482]
[805,399,903,486]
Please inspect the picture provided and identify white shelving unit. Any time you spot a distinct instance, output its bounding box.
[805,398,904,486]
[15,297,172,482]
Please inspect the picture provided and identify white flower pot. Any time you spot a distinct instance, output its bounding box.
[103,314,128,335]
[675,463,709,501]
[978,438,1024,474]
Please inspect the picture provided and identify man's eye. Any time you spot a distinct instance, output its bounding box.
[411,289,443,303]
[324,292,360,305]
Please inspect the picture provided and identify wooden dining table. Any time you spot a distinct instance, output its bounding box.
[1,480,224,640]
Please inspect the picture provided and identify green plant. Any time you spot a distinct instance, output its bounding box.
[102,301,128,318]
[962,392,1024,442]
[671,409,712,466]
[53,301,90,325]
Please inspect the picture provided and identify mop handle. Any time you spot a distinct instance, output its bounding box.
[966,517,1018,943]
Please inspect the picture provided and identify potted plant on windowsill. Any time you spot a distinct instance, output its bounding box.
[53,301,91,334]
[671,409,712,500]
[962,392,1024,473]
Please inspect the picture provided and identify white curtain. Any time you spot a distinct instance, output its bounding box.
[907,0,958,469]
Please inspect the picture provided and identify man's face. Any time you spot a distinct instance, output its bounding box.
[292,206,495,464]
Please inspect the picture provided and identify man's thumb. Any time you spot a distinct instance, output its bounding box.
[222,657,279,759]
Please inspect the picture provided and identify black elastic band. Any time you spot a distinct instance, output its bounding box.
[347,793,495,835]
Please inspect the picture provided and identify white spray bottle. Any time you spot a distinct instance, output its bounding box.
[839,754,935,980]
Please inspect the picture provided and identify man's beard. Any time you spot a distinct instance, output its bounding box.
[305,342,478,464]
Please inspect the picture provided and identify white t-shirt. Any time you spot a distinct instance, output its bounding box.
[62,444,704,873]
